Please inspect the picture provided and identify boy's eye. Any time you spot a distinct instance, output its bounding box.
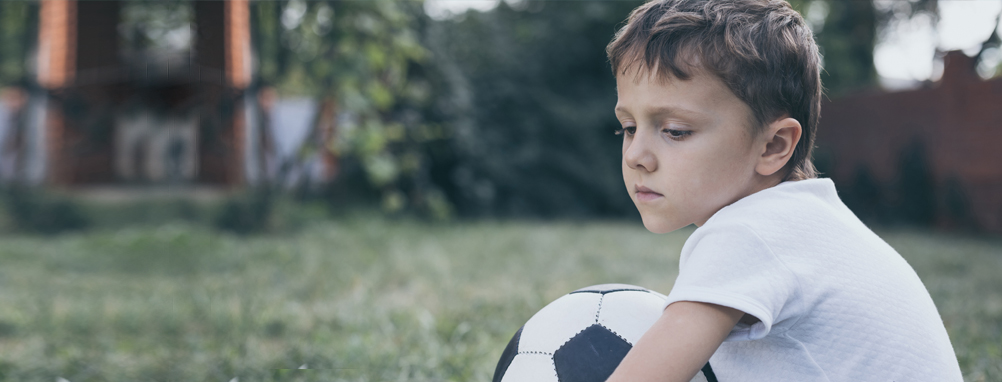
[664,128,692,140]
[614,126,636,136]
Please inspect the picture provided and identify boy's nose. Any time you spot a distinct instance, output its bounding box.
[623,132,657,173]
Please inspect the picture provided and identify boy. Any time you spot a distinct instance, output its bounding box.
[603,0,963,381]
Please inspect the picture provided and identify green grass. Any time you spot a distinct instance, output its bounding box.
[0,216,998,381]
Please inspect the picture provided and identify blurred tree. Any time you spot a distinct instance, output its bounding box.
[813,0,879,96]
[119,0,192,55]
[0,1,36,86]
[974,12,1001,79]
[426,1,642,218]
[799,0,937,96]
[251,1,451,218]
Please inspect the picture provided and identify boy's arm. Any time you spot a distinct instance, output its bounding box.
[605,301,744,382]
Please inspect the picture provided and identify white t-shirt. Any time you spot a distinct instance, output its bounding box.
[664,178,963,381]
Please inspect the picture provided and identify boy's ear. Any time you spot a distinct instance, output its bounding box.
[755,116,802,177]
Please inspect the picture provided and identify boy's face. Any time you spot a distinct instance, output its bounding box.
[615,68,766,233]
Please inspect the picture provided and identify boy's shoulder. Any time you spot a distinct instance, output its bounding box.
[703,178,844,230]
[691,177,893,261]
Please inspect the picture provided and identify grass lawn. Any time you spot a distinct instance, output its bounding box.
[0,215,998,381]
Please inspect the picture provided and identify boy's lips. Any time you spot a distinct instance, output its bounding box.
[635,185,663,202]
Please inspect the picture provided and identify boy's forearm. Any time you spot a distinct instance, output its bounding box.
[606,301,743,382]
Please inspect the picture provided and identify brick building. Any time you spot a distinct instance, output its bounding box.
[27,0,261,187]
[818,50,1002,234]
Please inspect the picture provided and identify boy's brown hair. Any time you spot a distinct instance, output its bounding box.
[607,0,821,181]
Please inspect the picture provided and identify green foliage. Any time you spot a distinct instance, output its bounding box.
[252,1,446,217]
[0,1,35,86]
[805,0,938,96]
[215,188,276,234]
[0,218,998,380]
[0,189,335,236]
[212,189,330,235]
[82,198,208,228]
[425,1,643,217]
[1,187,89,234]
[814,0,879,96]
[119,0,192,53]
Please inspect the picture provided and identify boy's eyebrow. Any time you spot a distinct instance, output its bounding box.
[615,105,706,120]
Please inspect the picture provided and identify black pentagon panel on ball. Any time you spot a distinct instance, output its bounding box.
[701,362,719,382]
[492,326,523,382]
[552,324,632,382]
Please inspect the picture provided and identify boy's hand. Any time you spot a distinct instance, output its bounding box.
[605,301,744,382]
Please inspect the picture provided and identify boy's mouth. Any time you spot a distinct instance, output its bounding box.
[635,185,663,202]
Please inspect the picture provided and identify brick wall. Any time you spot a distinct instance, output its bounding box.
[817,50,1002,234]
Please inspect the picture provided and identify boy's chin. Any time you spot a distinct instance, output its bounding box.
[640,215,685,234]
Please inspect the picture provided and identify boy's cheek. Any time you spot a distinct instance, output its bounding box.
[621,162,636,190]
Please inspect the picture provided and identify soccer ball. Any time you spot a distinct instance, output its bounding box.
[492,284,717,382]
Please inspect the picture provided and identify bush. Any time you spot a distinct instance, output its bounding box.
[214,188,275,234]
[1,186,89,234]
[894,140,936,225]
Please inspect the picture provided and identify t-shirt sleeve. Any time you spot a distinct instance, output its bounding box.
[664,222,800,342]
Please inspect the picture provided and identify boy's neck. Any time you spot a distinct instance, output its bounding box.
[694,172,787,227]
